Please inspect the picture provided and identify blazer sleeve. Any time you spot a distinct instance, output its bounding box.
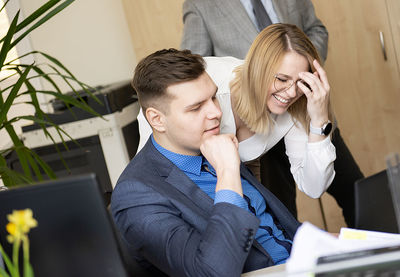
[295,0,329,62]
[112,180,260,277]
[180,0,213,56]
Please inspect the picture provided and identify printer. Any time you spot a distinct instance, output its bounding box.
[7,80,140,204]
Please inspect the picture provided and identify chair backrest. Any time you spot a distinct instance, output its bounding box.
[354,170,399,233]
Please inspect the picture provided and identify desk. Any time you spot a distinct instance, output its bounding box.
[242,264,286,277]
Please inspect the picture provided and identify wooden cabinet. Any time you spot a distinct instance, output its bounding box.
[312,0,400,176]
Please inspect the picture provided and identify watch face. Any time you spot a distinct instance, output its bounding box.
[323,122,333,136]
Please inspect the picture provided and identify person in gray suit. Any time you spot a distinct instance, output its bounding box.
[180,0,363,227]
[111,49,300,276]
[181,0,328,61]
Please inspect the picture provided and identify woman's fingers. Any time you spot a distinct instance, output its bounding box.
[298,71,322,96]
[313,60,330,91]
[297,61,330,124]
[297,80,312,97]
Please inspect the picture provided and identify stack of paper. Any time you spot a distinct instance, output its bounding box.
[286,222,400,276]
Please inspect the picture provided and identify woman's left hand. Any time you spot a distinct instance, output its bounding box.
[297,59,330,127]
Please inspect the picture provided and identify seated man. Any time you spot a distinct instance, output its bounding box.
[111,49,300,277]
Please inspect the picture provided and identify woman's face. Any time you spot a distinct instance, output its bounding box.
[266,51,309,115]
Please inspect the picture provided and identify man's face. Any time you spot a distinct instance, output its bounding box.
[156,72,222,156]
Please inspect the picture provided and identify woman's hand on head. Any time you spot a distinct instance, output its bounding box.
[297,59,330,127]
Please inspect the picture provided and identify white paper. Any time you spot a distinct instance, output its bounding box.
[285,222,400,276]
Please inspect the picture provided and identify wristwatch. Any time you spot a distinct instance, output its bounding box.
[309,120,332,136]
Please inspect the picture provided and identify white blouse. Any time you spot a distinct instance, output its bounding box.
[136,56,336,198]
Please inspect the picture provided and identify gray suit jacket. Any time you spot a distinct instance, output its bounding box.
[181,0,328,61]
[111,139,300,277]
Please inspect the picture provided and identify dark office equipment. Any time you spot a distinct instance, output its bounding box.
[6,81,140,206]
[354,170,399,233]
[23,80,138,132]
[0,174,151,277]
[386,153,400,232]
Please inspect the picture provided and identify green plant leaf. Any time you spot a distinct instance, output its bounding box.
[0,0,105,187]
[2,62,63,94]
[0,1,60,44]
[0,10,19,70]
[0,165,32,187]
[0,0,11,14]
[34,51,102,105]
[24,148,43,181]
[14,0,60,36]
[0,266,10,277]
[4,124,33,181]
[0,243,13,277]
[24,263,34,277]
[10,0,75,49]
[29,149,57,179]
[0,64,32,124]
[32,90,102,118]
[29,64,62,94]
[0,154,30,186]
[12,238,20,277]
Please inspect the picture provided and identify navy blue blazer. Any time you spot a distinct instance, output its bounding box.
[111,138,300,277]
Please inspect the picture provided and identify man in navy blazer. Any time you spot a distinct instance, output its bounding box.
[111,49,300,277]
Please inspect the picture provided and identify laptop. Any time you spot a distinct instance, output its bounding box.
[315,245,400,276]
[354,170,399,233]
[0,174,146,277]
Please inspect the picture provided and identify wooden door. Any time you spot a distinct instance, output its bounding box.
[312,0,400,176]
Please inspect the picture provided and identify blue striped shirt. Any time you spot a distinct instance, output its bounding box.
[151,136,291,264]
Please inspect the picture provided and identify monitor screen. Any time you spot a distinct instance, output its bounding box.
[0,174,128,277]
[355,170,399,233]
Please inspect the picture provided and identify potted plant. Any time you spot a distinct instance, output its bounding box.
[0,0,102,187]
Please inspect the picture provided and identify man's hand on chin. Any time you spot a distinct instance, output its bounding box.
[200,134,243,196]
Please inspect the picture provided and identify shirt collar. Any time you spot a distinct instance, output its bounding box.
[151,135,203,175]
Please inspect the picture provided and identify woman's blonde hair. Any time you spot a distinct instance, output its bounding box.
[230,23,334,134]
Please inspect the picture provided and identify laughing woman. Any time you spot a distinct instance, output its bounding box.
[137,23,336,198]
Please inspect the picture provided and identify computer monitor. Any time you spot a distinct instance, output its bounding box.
[0,174,129,277]
[354,170,399,233]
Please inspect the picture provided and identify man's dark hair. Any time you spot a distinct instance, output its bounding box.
[132,48,205,113]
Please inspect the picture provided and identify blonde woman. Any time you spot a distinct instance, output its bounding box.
[137,23,335,198]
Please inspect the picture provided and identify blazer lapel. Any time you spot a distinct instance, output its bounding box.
[216,0,258,46]
[146,141,214,217]
[165,166,214,215]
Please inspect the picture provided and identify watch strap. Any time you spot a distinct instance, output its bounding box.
[310,121,332,136]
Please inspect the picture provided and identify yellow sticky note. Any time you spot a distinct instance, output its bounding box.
[341,229,368,240]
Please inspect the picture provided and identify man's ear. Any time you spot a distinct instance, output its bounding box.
[145,107,166,133]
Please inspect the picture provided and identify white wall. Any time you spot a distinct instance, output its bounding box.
[20,0,137,91]
[0,0,137,161]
